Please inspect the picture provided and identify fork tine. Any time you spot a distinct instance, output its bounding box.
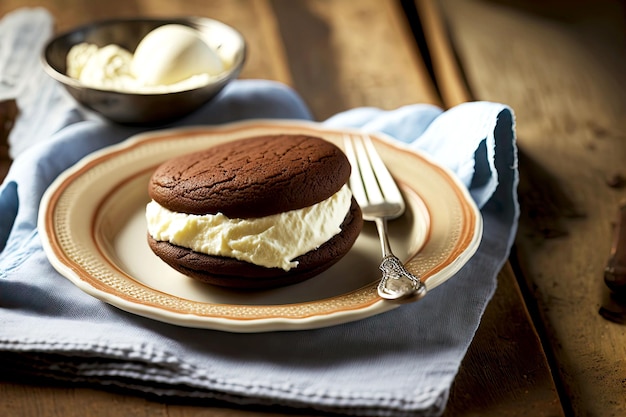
[352,134,385,204]
[361,135,404,204]
[343,134,368,206]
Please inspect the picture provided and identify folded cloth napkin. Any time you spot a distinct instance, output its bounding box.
[0,8,518,417]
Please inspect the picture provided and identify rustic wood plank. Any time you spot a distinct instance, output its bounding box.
[436,0,626,416]
[412,0,470,106]
[269,0,440,119]
[413,1,564,415]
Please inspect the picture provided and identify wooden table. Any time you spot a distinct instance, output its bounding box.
[1,1,624,416]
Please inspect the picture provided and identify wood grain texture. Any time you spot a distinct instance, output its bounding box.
[415,1,564,415]
[436,0,626,415]
[0,0,566,416]
[268,0,440,119]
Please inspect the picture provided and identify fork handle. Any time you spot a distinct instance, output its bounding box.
[374,217,427,301]
[374,217,394,258]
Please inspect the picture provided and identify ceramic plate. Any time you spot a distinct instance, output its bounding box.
[38,120,482,332]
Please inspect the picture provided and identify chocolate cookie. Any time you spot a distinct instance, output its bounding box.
[146,134,363,289]
[149,134,352,218]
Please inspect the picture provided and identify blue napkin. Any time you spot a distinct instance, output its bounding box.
[0,9,518,417]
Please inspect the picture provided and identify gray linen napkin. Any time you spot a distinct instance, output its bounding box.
[0,9,518,417]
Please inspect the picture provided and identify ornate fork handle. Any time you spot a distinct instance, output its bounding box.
[378,256,427,301]
[373,217,427,301]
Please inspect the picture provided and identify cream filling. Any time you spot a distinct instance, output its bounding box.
[146,185,353,271]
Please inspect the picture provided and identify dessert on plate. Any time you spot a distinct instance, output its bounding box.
[146,134,363,289]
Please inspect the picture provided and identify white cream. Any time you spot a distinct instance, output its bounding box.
[131,24,224,86]
[146,185,353,271]
[67,43,138,91]
[66,24,225,93]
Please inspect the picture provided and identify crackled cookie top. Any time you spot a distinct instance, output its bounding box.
[148,134,351,218]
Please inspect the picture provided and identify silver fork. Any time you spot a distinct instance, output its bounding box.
[343,133,427,302]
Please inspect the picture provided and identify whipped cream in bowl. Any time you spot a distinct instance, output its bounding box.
[66,24,226,94]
